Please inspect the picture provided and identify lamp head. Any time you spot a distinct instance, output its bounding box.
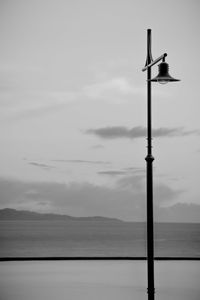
[150,60,180,84]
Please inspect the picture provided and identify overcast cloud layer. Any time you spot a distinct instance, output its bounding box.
[0,177,199,223]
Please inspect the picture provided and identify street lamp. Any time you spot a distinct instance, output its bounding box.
[142,29,180,300]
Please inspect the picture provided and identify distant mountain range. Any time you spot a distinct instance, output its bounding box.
[0,208,123,222]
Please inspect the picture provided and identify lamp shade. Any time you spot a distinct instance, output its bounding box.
[150,62,180,83]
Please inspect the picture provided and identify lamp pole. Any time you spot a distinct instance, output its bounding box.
[145,28,155,300]
[143,29,180,300]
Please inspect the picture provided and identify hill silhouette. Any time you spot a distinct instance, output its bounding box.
[0,208,123,222]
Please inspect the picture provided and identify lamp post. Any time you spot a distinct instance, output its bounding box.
[142,29,180,300]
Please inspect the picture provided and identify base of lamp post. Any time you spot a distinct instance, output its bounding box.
[147,288,155,300]
[145,153,155,300]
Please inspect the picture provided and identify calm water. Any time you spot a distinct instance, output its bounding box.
[0,221,200,257]
[1,261,200,300]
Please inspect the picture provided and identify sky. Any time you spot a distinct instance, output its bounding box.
[0,0,200,221]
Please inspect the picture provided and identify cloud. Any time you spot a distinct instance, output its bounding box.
[116,174,182,207]
[28,162,55,171]
[14,102,67,120]
[117,174,145,191]
[52,159,110,165]
[0,177,193,222]
[0,88,78,122]
[98,170,126,176]
[153,128,200,137]
[155,203,200,223]
[154,183,183,206]
[86,126,200,140]
[98,167,145,178]
[83,77,144,100]
[87,126,145,139]
[0,178,144,221]
[123,167,145,173]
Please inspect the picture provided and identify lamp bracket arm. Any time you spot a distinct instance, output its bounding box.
[142,53,167,72]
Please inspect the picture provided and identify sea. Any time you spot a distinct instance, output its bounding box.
[0,221,200,257]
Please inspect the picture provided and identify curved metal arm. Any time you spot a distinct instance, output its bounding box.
[142,53,167,72]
